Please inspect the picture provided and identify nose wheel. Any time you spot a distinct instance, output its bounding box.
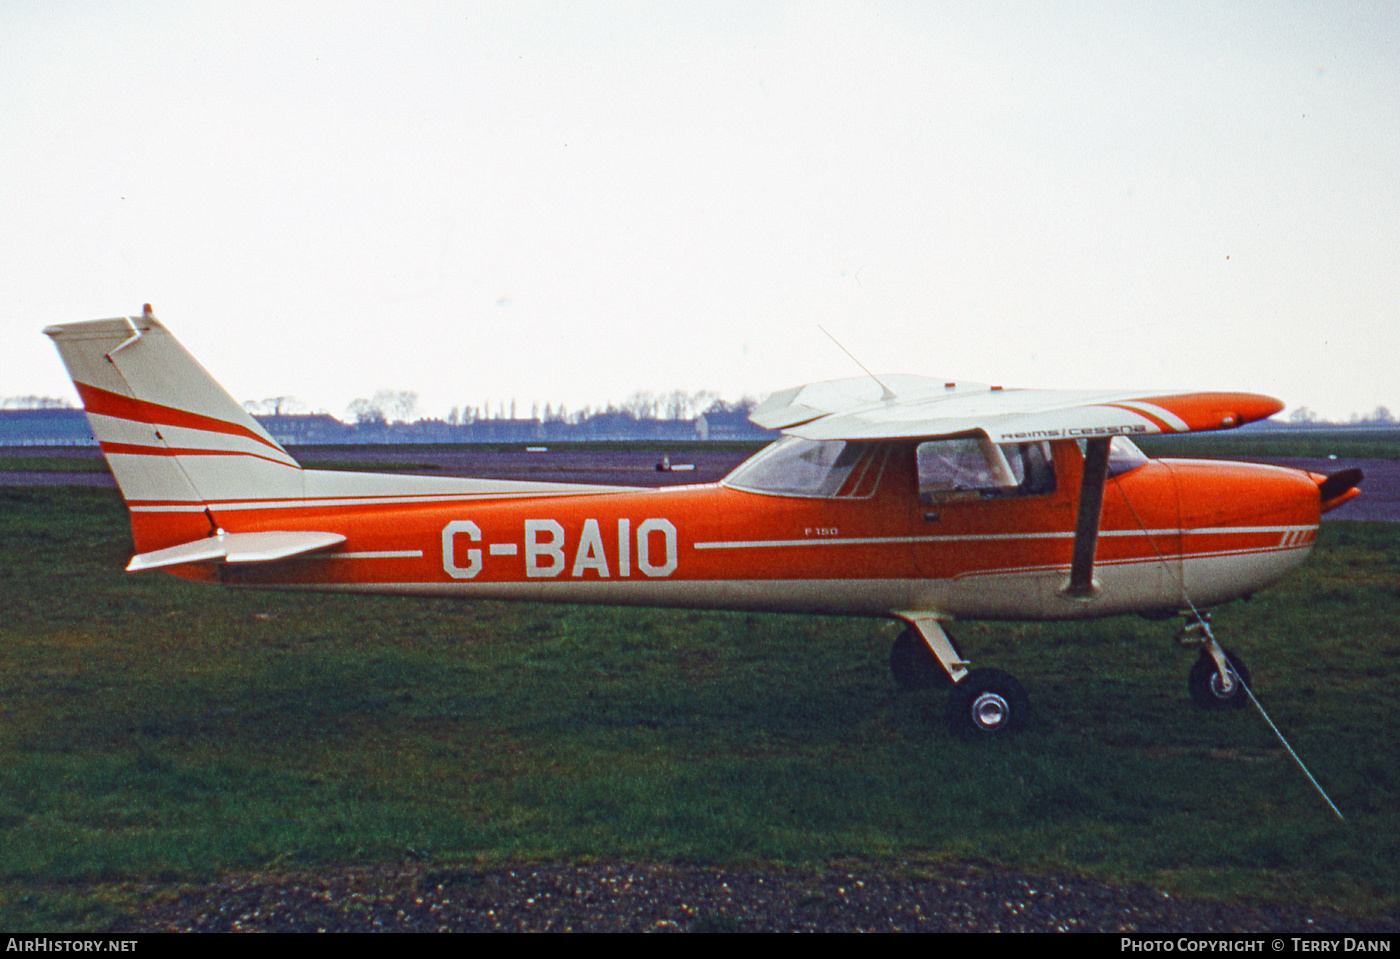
[1188,647,1252,709]
[1177,614,1253,709]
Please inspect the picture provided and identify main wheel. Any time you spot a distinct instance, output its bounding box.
[945,668,1029,736]
[1188,647,1252,710]
[889,628,952,691]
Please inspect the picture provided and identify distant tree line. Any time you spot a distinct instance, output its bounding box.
[336,389,747,428]
[227,390,768,444]
[1289,406,1397,426]
[1,396,73,409]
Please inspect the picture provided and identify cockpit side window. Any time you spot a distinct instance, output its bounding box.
[1106,436,1149,477]
[916,436,1056,503]
[724,437,889,498]
[1076,436,1151,477]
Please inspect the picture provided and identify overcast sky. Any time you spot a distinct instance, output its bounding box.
[3,2,1397,422]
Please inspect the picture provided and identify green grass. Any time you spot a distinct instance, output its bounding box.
[1,486,1398,930]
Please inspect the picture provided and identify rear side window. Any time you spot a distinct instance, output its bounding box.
[917,437,1055,502]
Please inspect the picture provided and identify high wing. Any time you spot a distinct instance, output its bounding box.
[750,375,1283,441]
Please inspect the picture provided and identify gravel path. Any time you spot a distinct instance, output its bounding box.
[111,861,1397,933]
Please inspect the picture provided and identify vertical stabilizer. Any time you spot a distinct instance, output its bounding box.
[44,307,304,552]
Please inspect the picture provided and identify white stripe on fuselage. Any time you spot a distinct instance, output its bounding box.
[692,525,1314,551]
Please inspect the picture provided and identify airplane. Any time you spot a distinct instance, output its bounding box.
[44,307,1363,737]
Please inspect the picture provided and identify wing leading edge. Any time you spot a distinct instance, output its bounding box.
[749,375,1283,441]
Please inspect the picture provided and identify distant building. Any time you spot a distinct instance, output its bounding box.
[0,409,95,446]
[0,409,357,447]
[696,409,773,441]
[452,418,544,443]
[1,405,773,446]
[254,414,355,445]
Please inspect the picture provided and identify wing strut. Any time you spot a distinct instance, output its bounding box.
[1061,437,1111,600]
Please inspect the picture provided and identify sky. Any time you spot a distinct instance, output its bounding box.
[3,1,1398,422]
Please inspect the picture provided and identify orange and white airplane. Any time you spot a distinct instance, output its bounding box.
[45,307,1362,735]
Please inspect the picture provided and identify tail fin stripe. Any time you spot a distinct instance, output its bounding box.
[98,440,305,469]
[98,417,298,464]
[75,381,286,454]
[85,411,299,464]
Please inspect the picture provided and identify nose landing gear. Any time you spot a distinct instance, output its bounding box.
[1176,614,1253,709]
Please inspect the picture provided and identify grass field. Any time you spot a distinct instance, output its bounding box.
[1,485,1398,931]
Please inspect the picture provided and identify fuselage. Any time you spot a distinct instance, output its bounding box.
[43,312,1356,666]
[161,437,1325,624]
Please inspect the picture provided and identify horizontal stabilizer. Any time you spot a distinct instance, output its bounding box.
[126,531,347,573]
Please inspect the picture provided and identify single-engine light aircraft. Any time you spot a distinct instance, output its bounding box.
[46,308,1363,735]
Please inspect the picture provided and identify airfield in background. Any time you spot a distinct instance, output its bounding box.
[2,432,1397,521]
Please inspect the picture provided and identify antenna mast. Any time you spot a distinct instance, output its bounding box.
[818,326,896,402]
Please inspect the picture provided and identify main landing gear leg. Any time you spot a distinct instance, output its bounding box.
[893,615,1030,736]
[895,616,967,686]
[1176,613,1253,710]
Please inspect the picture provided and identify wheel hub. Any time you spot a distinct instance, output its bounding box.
[970,691,1010,730]
[1210,668,1237,698]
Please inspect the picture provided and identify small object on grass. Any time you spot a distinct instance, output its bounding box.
[655,455,695,472]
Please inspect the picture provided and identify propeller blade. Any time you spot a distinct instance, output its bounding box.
[1318,467,1363,503]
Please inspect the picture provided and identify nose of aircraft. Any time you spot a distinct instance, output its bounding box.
[1165,457,1331,607]
[1169,458,1324,531]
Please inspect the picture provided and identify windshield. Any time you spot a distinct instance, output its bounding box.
[724,437,888,498]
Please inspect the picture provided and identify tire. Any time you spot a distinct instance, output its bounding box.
[1188,648,1252,710]
[889,628,951,691]
[945,668,1029,736]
